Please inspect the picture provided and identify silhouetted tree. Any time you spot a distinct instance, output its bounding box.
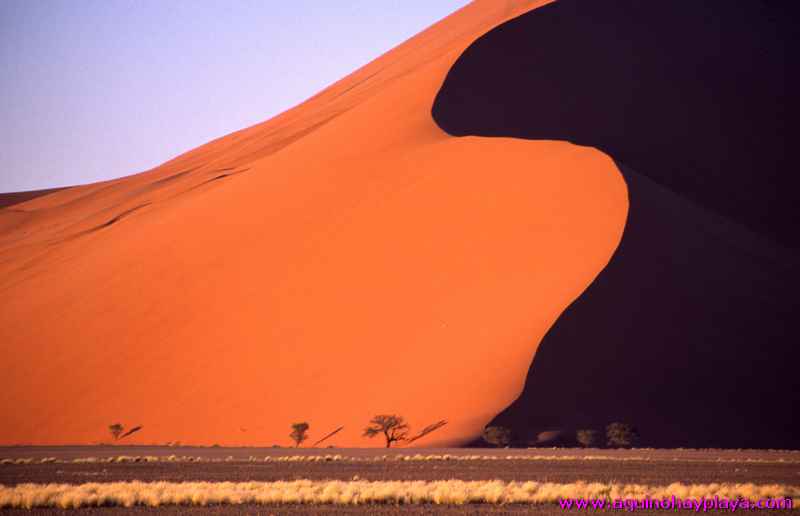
[109,423,124,441]
[576,429,598,448]
[290,422,310,448]
[482,426,512,447]
[363,415,409,448]
[606,422,639,448]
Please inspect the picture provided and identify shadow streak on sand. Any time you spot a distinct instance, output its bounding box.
[432,0,800,448]
[0,188,66,210]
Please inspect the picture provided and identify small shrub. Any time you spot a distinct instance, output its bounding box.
[576,429,599,448]
[606,422,639,448]
[481,426,513,448]
[108,423,124,441]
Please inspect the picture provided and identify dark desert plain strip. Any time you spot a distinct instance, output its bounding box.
[2,448,800,486]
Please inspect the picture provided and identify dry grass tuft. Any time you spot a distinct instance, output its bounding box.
[0,480,798,509]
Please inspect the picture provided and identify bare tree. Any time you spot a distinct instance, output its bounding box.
[363,415,409,448]
[109,423,124,441]
[290,422,310,448]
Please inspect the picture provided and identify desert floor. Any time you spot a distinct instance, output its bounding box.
[1,447,798,514]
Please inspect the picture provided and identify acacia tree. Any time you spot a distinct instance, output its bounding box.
[481,426,512,448]
[109,423,124,441]
[290,422,310,448]
[363,415,409,448]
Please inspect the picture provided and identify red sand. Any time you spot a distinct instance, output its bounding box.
[0,0,627,446]
[0,188,66,210]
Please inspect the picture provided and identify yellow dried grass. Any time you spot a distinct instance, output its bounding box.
[1,480,797,509]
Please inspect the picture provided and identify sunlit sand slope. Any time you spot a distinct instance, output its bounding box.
[0,0,628,446]
[0,189,66,210]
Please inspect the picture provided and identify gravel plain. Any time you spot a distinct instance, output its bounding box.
[2,447,798,515]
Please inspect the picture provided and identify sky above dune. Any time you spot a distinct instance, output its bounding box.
[0,0,469,193]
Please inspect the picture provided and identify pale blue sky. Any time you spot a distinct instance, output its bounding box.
[0,1,469,192]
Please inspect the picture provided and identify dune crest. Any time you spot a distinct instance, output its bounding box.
[0,0,628,446]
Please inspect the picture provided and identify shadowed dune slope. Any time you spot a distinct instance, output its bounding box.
[0,1,630,446]
[433,0,800,447]
[0,188,66,210]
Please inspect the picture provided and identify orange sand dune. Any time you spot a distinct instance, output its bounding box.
[0,0,627,446]
[0,188,66,210]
